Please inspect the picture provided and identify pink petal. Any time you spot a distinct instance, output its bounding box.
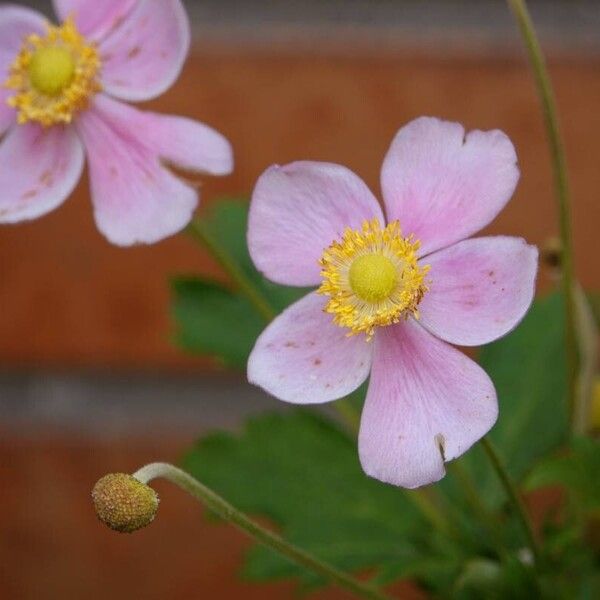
[248,292,373,404]
[0,88,15,137]
[359,319,497,488]
[248,162,384,287]
[52,0,137,41]
[0,5,46,68]
[418,236,538,346]
[76,96,201,245]
[99,0,190,102]
[381,117,519,256]
[0,123,83,223]
[91,94,232,176]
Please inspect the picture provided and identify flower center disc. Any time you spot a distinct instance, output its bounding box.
[29,46,75,96]
[4,17,101,127]
[318,218,429,339]
[349,254,397,302]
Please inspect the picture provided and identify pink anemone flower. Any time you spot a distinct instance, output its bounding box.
[247,117,538,489]
[0,1,233,245]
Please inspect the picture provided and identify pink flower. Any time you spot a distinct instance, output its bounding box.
[0,1,233,245]
[247,117,538,488]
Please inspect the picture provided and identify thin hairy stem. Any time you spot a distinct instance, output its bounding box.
[506,0,578,423]
[133,463,391,600]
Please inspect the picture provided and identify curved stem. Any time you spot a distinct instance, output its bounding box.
[506,0,578,423]
[480,437,541,566]
[133,463,391,600]
[186,219,275,322]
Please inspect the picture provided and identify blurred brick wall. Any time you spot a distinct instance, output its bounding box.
[1,46,599,371]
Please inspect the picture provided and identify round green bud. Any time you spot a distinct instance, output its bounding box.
[92,473,159,533]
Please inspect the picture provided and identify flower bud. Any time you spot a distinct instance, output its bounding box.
[92,473,159,533]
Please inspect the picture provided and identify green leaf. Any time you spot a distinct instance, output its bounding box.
[527,437,600,511]
[445,293,569,506]
[182,411,430,586]
[171,276,264,368]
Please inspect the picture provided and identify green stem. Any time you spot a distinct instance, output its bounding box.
[506,0,578,423]
[133,463,390,600]
[186,219,275,322]
[335,398,363,432]
[480,437,541,566]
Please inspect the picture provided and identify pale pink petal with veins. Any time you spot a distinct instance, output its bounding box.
[359,319,498,489]
[248,292,373,404]
[0,123,83,223]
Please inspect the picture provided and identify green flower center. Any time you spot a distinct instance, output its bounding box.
[28,46,75,96]
[349,253,398,303]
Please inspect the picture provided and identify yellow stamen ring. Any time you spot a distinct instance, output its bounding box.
[4,17,101,127]
[318,218,429,339]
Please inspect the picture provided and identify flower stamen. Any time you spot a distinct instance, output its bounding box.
[318,218,429,339]
[4,17,101,127]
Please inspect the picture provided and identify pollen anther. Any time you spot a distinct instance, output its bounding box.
[318,218,429,339]
[4,17,101,127]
